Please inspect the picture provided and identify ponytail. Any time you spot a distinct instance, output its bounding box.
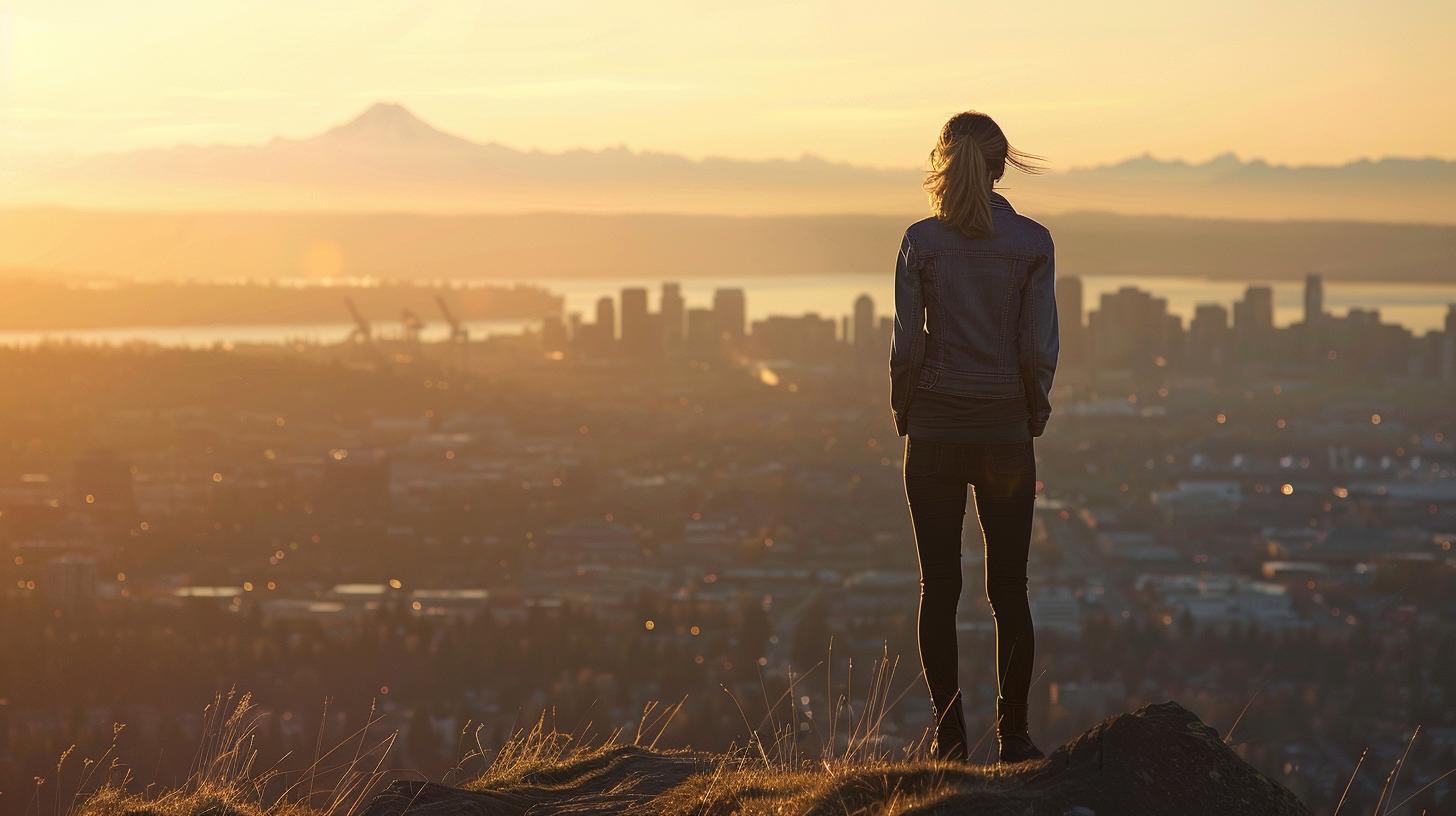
[923,111,1043,239]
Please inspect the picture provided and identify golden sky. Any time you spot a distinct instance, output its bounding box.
[2,0,1452,169]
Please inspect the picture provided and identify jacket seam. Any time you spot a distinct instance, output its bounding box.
[919,249,1035,263]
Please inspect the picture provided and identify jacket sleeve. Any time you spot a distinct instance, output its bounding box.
[889,230,925,436]
[1018,231,1059,437]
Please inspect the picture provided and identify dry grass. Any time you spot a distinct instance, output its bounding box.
[57,646,965,816]
[56,643,1412,815]
[66,689,396,816]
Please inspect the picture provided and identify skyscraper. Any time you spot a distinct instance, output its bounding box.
[1087,286,1171,370]
[660,282,685,350]
[713,288,747,342]
[1234,285,1275,333]
[685,307,717,354]
[595,296,616,347]
[1188,303,1231,372]
[1056,275,1085,367]
[1233,285,1275,362]
[1441,304,1456,382]
[620,287,652,355]
[1304,274,1325,325]
[852,294,875,351]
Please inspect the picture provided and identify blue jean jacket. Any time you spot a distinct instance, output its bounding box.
[889,191,1059,438]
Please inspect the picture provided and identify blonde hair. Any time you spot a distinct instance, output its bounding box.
[923,111,1044,239]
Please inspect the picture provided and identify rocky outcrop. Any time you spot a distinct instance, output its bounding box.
[357,702,1310,816]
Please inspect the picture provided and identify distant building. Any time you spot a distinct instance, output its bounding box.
[1442,305,1456,381]
[1233,284,1275,363]
[660,282,685,350]
[1300,274,1329,366]
[595,296,616,343]
[1087,286,1173,371]
[852,294,876,351]
[685,307,718,355]
[1187,303,1231,373]
[713,288,747,341]
[1056,275,1085,368]
[1303,274,1325,325]
[620,287,652,355]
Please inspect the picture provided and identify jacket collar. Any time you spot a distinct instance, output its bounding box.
[990,190,1015,213]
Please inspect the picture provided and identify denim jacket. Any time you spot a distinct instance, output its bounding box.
[889,191,1059,438]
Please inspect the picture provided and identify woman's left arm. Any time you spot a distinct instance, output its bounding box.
[889,230,925,436]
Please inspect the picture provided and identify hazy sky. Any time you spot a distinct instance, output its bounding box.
[2,0,1452,169]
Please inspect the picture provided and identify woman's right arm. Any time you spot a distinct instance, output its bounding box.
[889,230,925,436]
[1018,230,1060,437]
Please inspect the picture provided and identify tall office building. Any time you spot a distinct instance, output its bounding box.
[1056,275,1085,367]
[587,295,616,353]
[852,294,876,350]
[1233,285,1275,362]
[1234,285,1275,333]
[660,282,685,349]
[1087,286,1171,370]
[1188,303,1231,372]
[595,296,616,340]
[620,287,651,355]
[1304,274,1325,325]
[713,288,747,341]
[1441,305,1456,382]
[685,307,717,354]
[1302,274,1328,365]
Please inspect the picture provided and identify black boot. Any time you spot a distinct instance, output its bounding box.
[932,693,969,761]
[996,697,1045,763]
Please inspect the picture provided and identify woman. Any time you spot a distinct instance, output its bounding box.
[890,111,1058,763]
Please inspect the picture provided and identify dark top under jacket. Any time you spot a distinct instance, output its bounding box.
[904,386,1032,443]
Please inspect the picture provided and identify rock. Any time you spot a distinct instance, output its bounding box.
[356,702,1310,816]
[1023,701,1310,816]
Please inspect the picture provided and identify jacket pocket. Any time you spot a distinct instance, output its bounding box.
[928,368,1024,400]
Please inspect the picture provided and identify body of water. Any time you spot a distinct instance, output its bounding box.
[1,275,1452,348]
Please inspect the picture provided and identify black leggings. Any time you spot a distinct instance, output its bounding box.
[904,437,1037,715]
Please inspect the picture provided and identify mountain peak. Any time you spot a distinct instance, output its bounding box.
[354,101,420,123]
[313,102,474,150]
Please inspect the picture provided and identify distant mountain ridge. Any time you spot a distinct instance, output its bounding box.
[1063,149,1453,184]
[5,102,1452,223]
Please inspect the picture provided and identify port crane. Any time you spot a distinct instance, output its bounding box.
[342,298,387,370]
[435,295,470,385]
[345,298,372,344]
